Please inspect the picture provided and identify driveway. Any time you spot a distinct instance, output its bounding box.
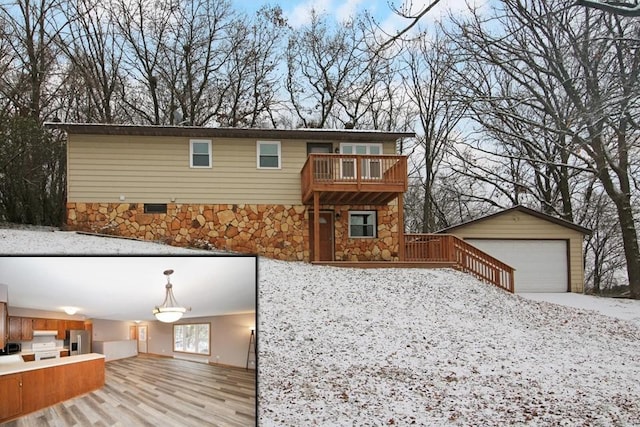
[519,292,640,327]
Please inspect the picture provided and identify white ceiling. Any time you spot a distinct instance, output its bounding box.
[0,255,256,321]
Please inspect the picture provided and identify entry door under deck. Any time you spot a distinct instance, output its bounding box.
[309,211,334,261]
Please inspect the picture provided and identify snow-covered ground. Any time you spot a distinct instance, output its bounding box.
[0,226,203,254]
[521,292,640,327]
[2,227,640,425]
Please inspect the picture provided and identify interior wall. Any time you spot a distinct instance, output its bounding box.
[211,313,256,369]
[146,321,172,356]
[146,312,256,368]
[91,319,132,342]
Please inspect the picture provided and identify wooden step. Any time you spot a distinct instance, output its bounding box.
[312,261,458,269]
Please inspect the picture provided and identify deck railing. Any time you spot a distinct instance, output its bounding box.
[301,154,407,202]
[405,234,514,292]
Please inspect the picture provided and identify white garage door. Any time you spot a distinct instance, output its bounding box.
[465,239,568,293]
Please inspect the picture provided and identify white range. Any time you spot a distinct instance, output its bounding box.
[31,341,61,361]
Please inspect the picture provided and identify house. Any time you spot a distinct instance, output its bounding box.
[46,124,590,294]
[49,123,414,263]
[438,206,591,293]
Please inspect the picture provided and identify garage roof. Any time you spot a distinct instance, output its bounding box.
[438,205,592,235]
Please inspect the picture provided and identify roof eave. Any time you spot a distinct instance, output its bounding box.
[437,205,592,236]
[44,122,415,142]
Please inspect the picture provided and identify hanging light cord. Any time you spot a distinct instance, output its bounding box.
[156,269,191,311]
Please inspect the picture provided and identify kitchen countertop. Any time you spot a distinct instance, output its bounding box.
[0,353,105,376]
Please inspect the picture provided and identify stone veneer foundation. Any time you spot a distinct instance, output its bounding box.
[66,202,400,262]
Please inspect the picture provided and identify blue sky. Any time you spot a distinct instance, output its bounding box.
[234,0,480,31]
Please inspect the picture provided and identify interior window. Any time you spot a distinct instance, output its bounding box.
[173,323,210,355]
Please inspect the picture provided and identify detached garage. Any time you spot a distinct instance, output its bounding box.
[439,206,591,293]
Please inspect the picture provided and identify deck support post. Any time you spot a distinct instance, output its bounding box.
[313,191,320,262]
[397,193,405,261]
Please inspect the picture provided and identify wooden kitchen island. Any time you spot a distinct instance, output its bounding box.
[0,353,105,423]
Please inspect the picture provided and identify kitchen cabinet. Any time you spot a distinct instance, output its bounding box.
[57,320,66,339]
[21,318,33,341]
[0,303,7,349]
[3,316,89,342]
[0,373,22,421]
[8,317,19,341]
[0,356,105,423]
[84,322,93,342]
[9,317,22,341]
[32,318,58,331]
[66,320,85,331]
[31,318,46,330]
[7,317,34,341]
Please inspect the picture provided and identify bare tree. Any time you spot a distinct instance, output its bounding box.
[0,0,70,228]
[57,0,124,123]
[157,0,234,126]
[0,17,12,117]
[285,11,391,129]
[447,64,586,221]
[576,0,640,16]
[217,6,287,127]
[372,0,444,51]
[112,0,173,124]
[445,0,640,298]
[0,0,67,120]
[583,190,627,293]
[401,33,467,232]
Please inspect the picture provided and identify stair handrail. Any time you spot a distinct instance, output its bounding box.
[404,234,515,292]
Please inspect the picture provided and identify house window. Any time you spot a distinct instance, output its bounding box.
[340,143,383,179]
[257,141,281,169]
[349,211,377,238]
[190,140,212,168]
[144,203,167,214]
[340,143,383,156]
[173,323,210,355]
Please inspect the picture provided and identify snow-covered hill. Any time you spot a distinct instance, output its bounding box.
[2,227,640,425]
[259,260,640,425]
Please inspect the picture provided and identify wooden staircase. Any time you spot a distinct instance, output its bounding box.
[312,234,514,293]
[404,234,514,292]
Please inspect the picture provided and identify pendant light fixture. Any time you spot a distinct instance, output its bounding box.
[153,269,191,323]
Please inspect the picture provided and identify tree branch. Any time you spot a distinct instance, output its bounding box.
[377,0,444,51]
[575,0,640,17]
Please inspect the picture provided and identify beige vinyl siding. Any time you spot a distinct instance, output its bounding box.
[447,211,585,293]
[67,134,398,205]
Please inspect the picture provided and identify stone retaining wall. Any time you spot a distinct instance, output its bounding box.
[66,202,399,262]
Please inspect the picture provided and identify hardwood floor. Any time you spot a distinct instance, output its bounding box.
[3,355,256,427]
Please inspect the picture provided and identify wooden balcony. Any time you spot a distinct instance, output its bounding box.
[405,234,515,292]
[301,154,408,205]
